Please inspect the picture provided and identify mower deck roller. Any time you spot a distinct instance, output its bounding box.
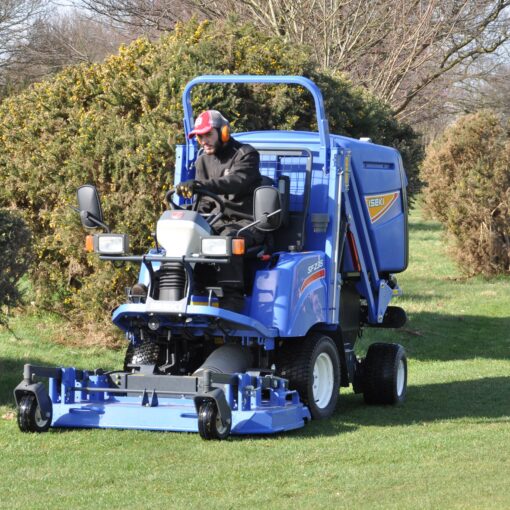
[15,75,409,439]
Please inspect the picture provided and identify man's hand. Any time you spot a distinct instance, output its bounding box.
[176,180,200,199]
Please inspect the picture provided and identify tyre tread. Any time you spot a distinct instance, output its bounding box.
[17,394,51,433]
[278,333,340,419]
[124,340,161,370]
[198,401,230,440]
[363,342,407,405]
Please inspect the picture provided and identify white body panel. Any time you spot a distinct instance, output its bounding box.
[156,218,210,257]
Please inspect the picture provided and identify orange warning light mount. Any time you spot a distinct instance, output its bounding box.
[85,234,94,253]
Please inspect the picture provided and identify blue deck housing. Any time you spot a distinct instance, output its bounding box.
[47,368,310,435]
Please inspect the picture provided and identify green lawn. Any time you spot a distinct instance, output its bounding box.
[1,203,509,509]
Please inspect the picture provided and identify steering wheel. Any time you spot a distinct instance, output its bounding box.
[165,188,225,226]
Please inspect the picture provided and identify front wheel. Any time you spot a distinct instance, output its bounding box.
[123,340,161,371]
[17,394,52,433]
[197,401,231,440]
[363,343,407,405]
[278,333,340,420]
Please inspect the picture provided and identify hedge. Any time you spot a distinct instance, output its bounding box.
[421,110,509,276]
[0,210,32,324]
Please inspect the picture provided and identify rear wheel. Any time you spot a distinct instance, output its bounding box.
[198,401,231,440]
[363,343,407,405]
[278,333,340,419]
[17,394,52,433]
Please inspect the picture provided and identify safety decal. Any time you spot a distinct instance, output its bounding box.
[191,296,219,307]
[300,268,326,295]
[365,191,400,223]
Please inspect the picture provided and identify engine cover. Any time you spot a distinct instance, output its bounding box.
[156,210,211,256]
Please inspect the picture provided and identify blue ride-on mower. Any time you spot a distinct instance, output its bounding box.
[15,76,409,439]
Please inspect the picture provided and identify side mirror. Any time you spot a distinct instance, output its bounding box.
[76,184,106,230]
[253,186,282,232]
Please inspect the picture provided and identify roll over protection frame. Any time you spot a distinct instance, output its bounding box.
[182,75,330,169]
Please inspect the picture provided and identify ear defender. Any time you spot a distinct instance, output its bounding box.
[220,124,230,143]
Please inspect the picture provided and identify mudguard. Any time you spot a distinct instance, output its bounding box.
[250,251,327,337]
[14,380,53,422]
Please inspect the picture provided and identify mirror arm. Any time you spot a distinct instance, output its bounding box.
[208,211,224,227]
[81,211,111,232]
[236,208,281,237]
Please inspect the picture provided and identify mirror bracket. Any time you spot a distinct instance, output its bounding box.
[80,210,110,232]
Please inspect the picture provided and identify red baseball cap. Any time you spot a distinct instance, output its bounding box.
[188,110,229,139]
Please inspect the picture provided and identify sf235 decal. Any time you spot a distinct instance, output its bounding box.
[300,267,326,295]
[365,191,400,223]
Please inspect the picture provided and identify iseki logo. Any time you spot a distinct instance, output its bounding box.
[367,197,384,208]
[365,191,400,223]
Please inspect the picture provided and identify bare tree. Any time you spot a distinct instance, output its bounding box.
[44,0,510,121]
[0,0,48,74]
[1,6,129,93]
[79,0,199,34]
[376,1,509,117]
[25,12,127,67]
[194,0,510,119]
[451,61,510,119]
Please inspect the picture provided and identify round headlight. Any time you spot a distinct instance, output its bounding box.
[148,317,160,331]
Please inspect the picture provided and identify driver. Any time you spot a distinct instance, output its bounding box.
[176,110,264,312]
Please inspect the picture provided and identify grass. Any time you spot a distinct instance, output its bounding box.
[1,201,509,509]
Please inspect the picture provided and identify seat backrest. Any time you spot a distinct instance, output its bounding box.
[258,150,310,251]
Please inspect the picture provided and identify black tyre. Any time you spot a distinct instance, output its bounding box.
[123,340,161,370]
[197,401,231,440]
[278,333,340,420]
[17,394,52,433]
[363,342,407,405]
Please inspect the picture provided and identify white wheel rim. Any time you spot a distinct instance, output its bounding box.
[396,359,406,396]
[34,406,48,427]
[215,413,228,435]
[312,352,335,408]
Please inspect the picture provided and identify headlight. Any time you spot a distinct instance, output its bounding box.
[93,234,129,255]
[147,316,160,331]
[201,237,231,256]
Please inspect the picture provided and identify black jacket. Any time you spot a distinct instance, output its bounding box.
[195,138,261,219]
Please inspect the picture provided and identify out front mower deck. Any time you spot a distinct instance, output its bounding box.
[15,362,310,439]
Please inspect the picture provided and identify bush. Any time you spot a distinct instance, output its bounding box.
[0,19,423,336]
[421,110,510,276]
[0,210,32,324]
